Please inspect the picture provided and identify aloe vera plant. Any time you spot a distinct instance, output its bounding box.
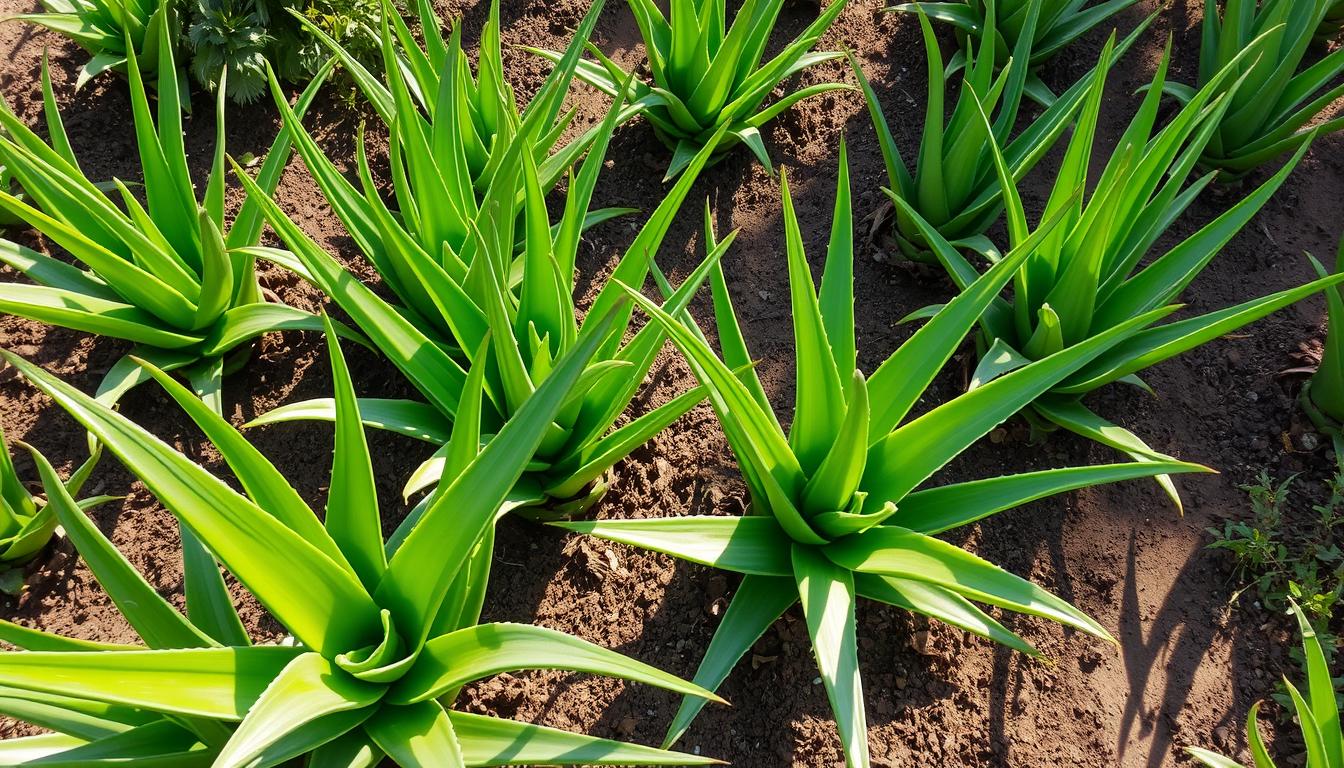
[0,22,354,413]
[1302,236,1344,448]
[6,0,177,90]
[1176,0,1344,176]
[0,319,723,767]
[1186,602,1343,768]
[892,0,1138,102]
[529,0,852,179]
[557,144,1209,768]
[242,67,731,520]
[284,0,627,247]
[901,33,1344,508]
[851,6,1141,262]
[0,421,109,578]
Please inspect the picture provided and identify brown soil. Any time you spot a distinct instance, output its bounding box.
[0,0,1341,765]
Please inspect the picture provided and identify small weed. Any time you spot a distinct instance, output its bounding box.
[1208,469,1344,707]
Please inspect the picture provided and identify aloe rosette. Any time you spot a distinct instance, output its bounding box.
[900,32,1344,508]
[530,0,853,179]
[557,142,1210,768]
[0,20,354,413]
[0,318,723,767]
[1177,0,1344,176]
[890,0,1139,103]
[851,4,1145,262]
[0,23,367,663]
[5,0,177,90]
[285,0,631,254]
[241,63,733,522]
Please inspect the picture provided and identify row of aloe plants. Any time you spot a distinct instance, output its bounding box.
[0,0,1338,766]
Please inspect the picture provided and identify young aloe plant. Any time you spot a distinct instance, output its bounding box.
[1176,0,1344,177]
[0,319,723,768]
[557,143,1209,768]
[241,80,730,520]
[282,0,629,252]
[1301,236,1344,451]
[0,20,352,413]
[528,0,853,179]
[900,33,1344,509]
[5,0,177,90]
[1186,602,1343,768]
[891,0,1137,103]
[850,4,1142,262]
[0,421,109,579]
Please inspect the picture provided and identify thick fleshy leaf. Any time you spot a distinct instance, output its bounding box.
[0,646,303,720]
[2,719,215,767]
[862,307,1174,503]
[0,685,157,741]
[198,302,368,358]
[306,728,384,768]
[26,445,213,650]
[377,310,617,650]
[618,285,819,545]
[246,398,453,445]
[780,169,845,474]
[365,700,465,768]
[894,461,1211,535]
[855,575,1036,656]
[135,363,347,572]
[824,526,1112,641]
[554,516,793,576]
[1290,600,1343,766]
[866,190,1076,436]
[393,622,721,705]
[1031,397,1189,510]
[800,370,868,514]
[791,544,867,768]
[231,160,467,420]
[214,652,381,768]
[1,352,383,656]
[0,620,134,652]
[818,138,856,377]
[321,314,387,590]
[0,283,200,348]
